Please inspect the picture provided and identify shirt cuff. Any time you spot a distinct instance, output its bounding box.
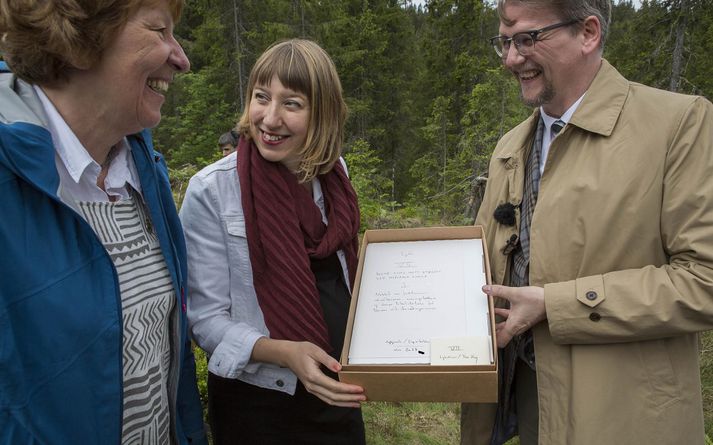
[207,324,265,378]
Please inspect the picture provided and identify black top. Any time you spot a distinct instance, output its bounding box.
[310,253,352,361]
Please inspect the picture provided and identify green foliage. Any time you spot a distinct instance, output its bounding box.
[193,346,209,417]
[158,70,233,169]
[343,138,396,230]
[157,0,713,226]
[170,163,200,209]
[408,95,458,222]
[606,0,713,96]
[154,4,236,168]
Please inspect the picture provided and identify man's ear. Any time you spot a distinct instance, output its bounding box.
[580,15,602,55]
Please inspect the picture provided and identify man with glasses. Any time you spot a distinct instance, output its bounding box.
[461,1,713,444]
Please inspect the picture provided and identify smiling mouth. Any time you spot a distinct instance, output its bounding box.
[147,79,169,94]
[518,69,541,81]
[260,130,287,142]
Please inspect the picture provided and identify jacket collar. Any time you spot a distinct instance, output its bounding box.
[568,59,629,137]
[495,112,540,163]
[495,58,629,163]
[0,66,152,200]
[0,63,48,128]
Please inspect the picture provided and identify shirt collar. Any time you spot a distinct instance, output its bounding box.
[540,93,585,132]
[35,85,95,184]
[33,85,140,195]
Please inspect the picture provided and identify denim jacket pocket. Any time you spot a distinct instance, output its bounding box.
[222,215,252,286]
[224,215,246,238]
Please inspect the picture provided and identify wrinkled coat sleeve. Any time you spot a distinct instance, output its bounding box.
[545,97,713,344]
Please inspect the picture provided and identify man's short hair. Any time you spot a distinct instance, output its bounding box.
[218,130,238,147]
[497,0,612,49]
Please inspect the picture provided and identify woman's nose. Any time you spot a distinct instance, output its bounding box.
[262,103,282,128]
[169,34,190,73]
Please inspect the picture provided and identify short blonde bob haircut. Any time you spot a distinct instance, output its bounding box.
[237,39,348,183]
[0,0,183,85]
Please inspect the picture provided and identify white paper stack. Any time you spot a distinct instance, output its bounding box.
[347,239,492,365]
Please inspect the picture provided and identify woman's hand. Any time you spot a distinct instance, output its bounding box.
[252,337,365,408]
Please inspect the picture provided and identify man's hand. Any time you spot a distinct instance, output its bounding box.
[484,285,547,348]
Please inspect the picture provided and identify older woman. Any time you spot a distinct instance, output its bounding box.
[180,39,366,444]
[0,1,206,444]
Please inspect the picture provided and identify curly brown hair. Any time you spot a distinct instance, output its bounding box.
[0,0,183,85]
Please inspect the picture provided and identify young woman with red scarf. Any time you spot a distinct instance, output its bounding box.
[180,39,366,444]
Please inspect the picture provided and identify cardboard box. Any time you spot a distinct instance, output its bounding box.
[339,225,497,402]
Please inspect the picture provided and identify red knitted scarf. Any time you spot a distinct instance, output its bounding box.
[237,137,360,351]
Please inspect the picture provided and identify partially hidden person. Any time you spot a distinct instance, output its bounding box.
[218,130,239,157]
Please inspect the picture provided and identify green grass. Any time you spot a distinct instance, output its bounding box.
[702,331,713,439]
[362,402,459,445]
[193,331,713,443]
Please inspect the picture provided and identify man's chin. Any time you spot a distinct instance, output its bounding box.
[520,92,544,108]
[519,86,554,108]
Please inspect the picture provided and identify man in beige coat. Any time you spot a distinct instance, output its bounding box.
[461,1,713,444]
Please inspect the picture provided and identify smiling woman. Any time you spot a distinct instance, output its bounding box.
[0,1,206,444]
[180,39,365,445]
[247,74,311,171]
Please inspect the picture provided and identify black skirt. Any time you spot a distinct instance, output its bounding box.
[207,253,365,445]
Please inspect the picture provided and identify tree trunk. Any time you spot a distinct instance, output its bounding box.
[670,0,687,92]
[233,0,245,111]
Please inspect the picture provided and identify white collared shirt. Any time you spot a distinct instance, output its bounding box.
[539,93,585,176]
[34,86,142,207]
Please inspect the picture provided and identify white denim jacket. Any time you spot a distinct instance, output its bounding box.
[180,152,349,395]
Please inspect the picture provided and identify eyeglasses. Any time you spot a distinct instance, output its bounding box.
[489,19,581,58]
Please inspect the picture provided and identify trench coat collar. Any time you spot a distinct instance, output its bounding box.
[569,59,629,137]
[494,112,539,164]
[494,58,628,165]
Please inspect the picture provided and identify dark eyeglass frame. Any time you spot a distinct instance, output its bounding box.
[489,19,581,58]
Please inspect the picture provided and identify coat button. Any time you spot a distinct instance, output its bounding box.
[276,379,284,387]
[589,312,601,322]
[585,291,598,301]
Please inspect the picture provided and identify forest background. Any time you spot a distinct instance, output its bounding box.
[158,0,712,443]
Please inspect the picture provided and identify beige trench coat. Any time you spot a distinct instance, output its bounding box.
[466,60,713,445]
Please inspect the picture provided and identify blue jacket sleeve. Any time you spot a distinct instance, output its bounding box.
[176,338,208,445]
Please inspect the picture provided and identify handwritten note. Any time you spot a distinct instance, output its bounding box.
[430,336,492,365]
[348,239,491,365]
